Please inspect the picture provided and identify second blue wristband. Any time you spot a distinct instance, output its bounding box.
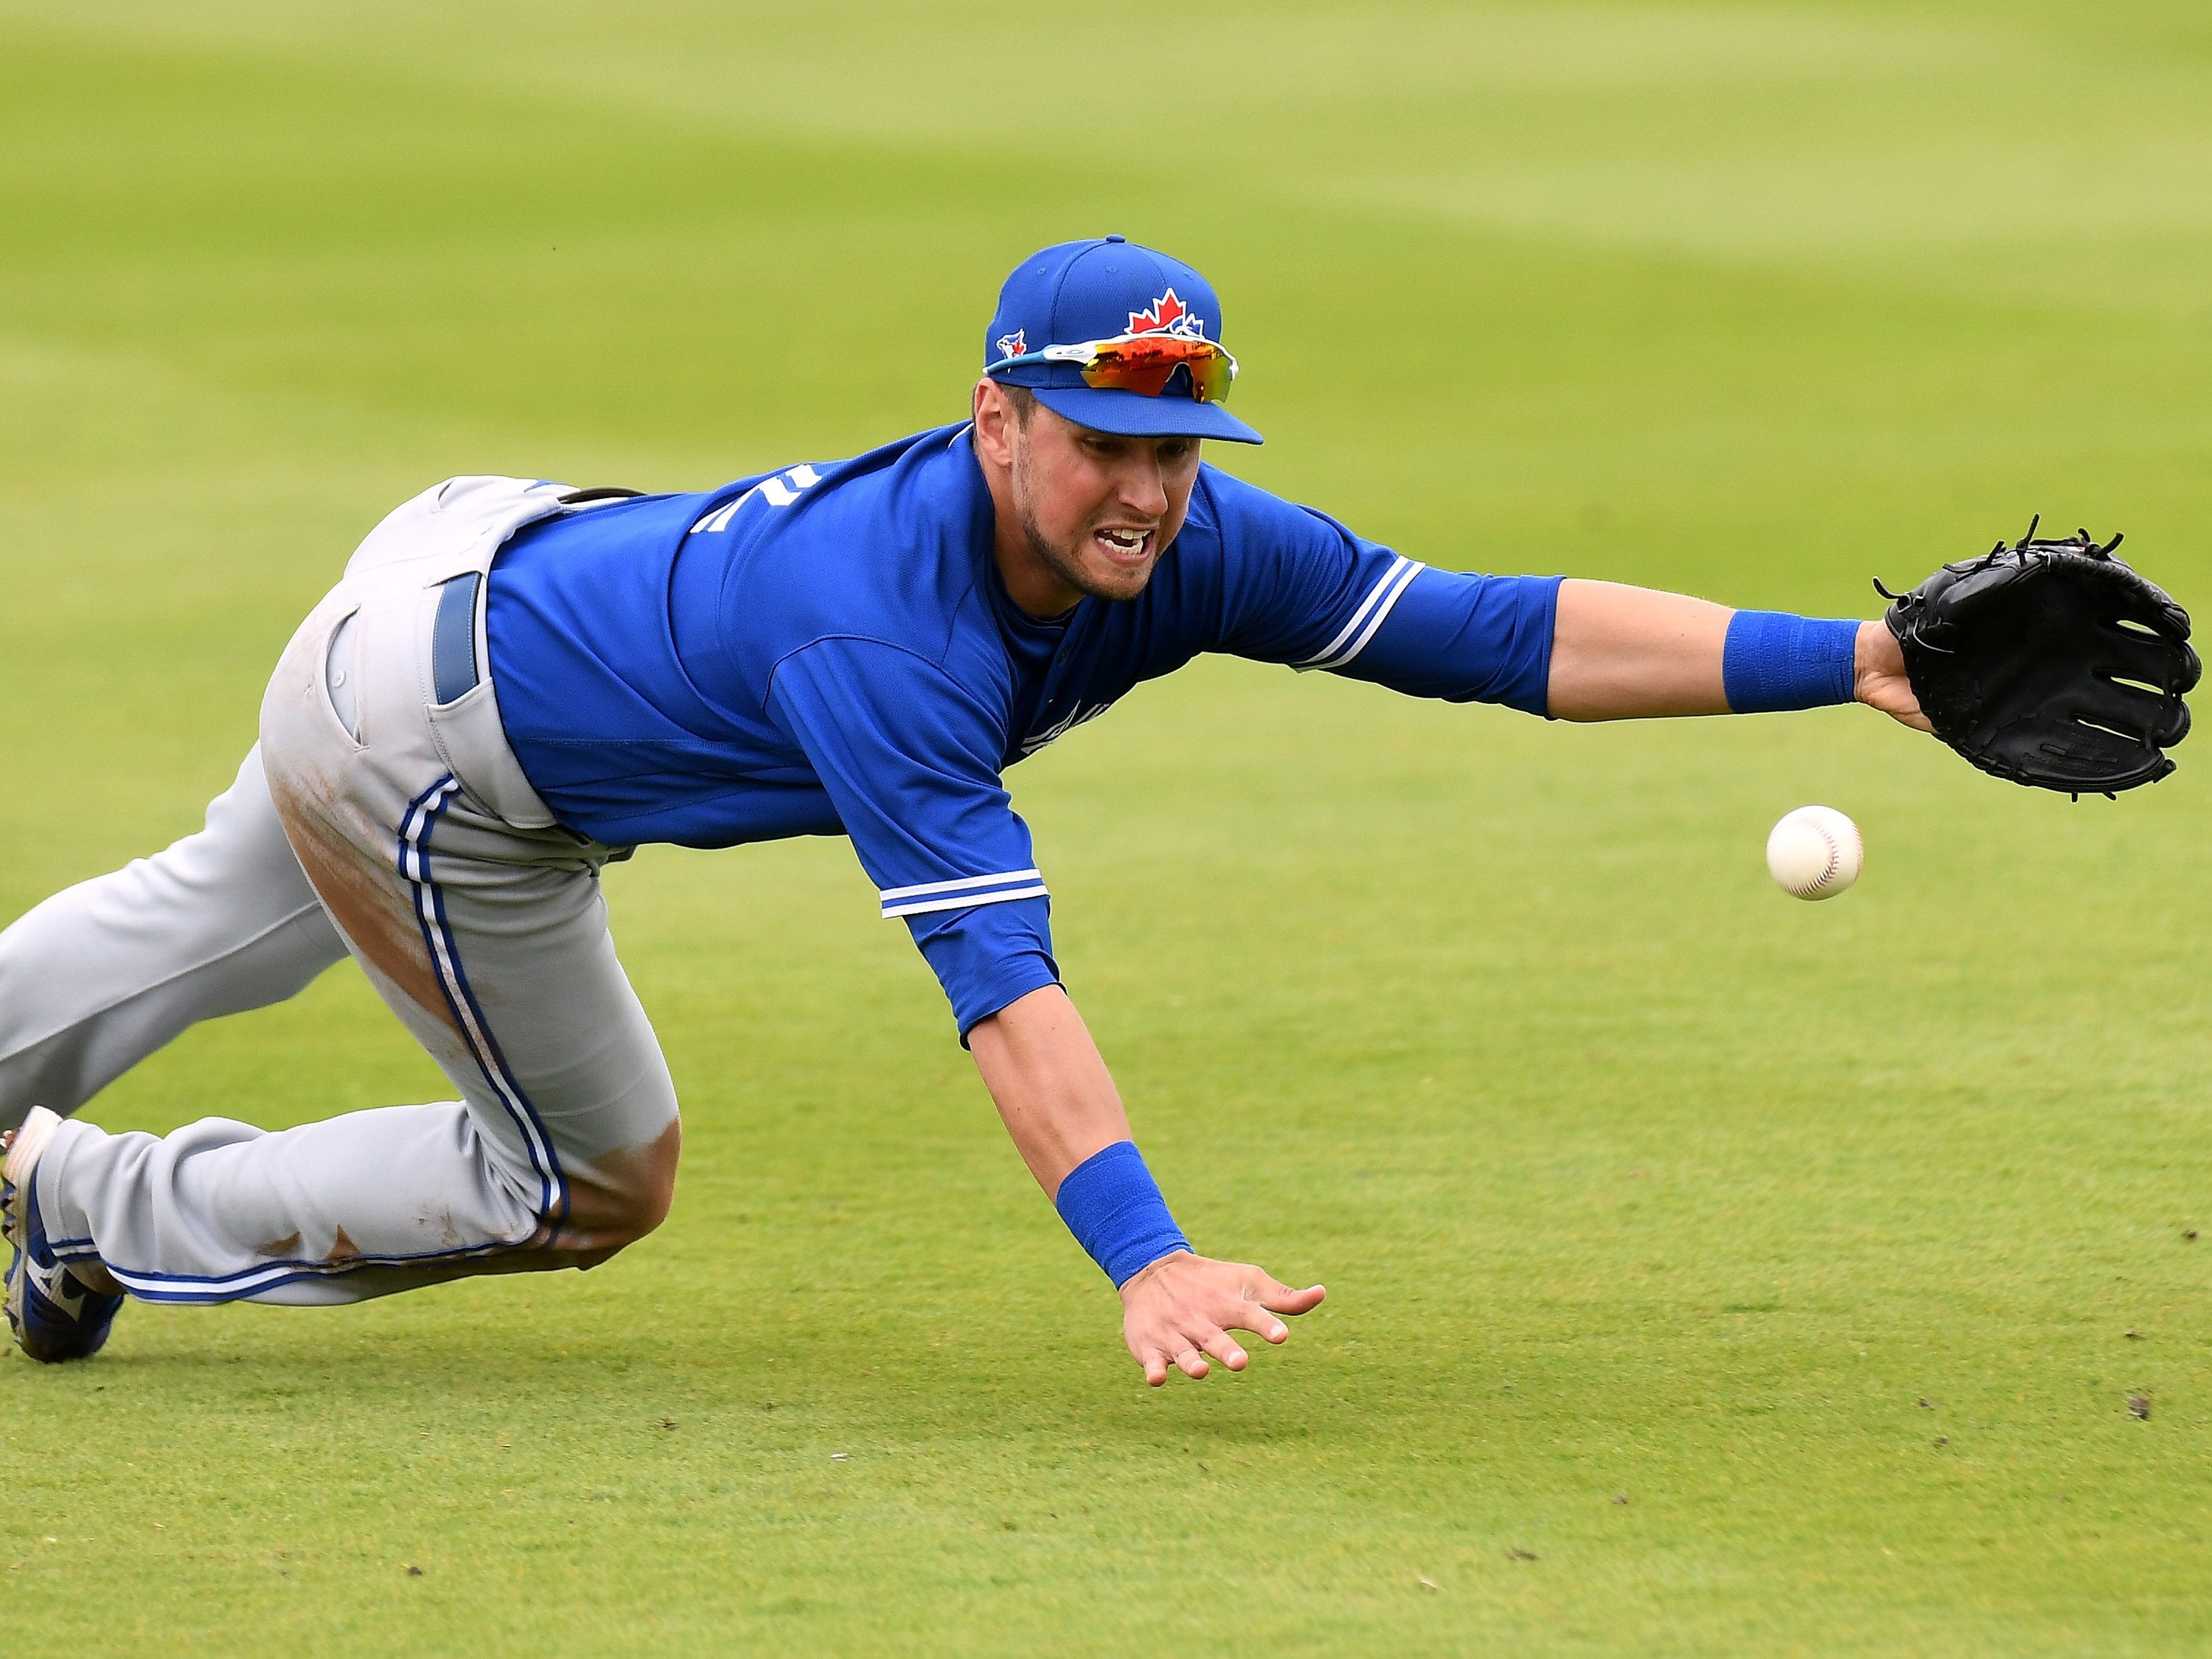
[1054,1141,1190,1287]
[1722,611,1862,714]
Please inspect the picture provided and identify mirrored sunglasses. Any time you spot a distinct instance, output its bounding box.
[986,332,1239,405]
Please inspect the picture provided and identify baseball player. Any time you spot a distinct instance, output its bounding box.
[0,235,1944,1379]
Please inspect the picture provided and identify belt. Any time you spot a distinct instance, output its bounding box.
[427,489,641,706]
[431,572,482,703]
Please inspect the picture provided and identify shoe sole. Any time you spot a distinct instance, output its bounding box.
[2,1105,61,1192]
[2,1105,62,1232]
[3,1107,65,1350]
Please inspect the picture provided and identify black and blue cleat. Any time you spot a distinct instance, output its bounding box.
[3,1107,122,1363]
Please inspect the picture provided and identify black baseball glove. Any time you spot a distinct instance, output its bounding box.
[1877,518,2199,796]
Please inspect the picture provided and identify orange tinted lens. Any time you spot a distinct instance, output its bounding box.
[1080,337,1234,403]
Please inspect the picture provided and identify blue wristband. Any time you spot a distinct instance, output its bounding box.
[1722,611,1862,714]
[1054,1141,1190,1287]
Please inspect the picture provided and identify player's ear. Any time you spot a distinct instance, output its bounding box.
[973,379,1020,469]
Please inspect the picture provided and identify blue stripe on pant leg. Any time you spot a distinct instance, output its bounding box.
[102,1239,521,1302]
[397,776,567,1222]
[420,787,567,1222]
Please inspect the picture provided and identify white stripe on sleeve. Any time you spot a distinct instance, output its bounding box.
[877,868,1048,919]
[878,868,1043,902]
[881,883,1051,919]
[1295,557,1425,672]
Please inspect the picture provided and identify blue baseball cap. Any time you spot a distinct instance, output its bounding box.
[983,236,1262,445]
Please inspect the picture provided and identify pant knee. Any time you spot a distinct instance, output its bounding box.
[552,1117,681,1256]
[580,1179,673,1254]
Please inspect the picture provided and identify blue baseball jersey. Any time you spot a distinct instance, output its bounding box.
[484,423,1561,1034]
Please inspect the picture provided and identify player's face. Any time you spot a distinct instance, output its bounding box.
[975,384,1202,614]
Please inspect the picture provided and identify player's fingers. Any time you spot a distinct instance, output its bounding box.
[1173,1343,1211,1380]
[1214,1293,1291,1345]
[1129,1329,1173,1387]
[1224,1311,1290,1345]
[1192,1321,1248,1372]
[1251,1277,1327,1318]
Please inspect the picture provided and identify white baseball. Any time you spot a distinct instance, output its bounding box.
[1765,805,1863,901]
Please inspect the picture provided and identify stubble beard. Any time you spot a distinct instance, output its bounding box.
[1010,451,1152,607]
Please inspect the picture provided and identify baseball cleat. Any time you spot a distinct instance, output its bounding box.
[3,1107,122,1363]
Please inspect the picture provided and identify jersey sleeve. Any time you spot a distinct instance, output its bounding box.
[766,637,1060,1037]
[1200,467,1564,716]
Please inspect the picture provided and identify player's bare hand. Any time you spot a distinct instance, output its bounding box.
[1854,620,1933,733]
[1118,1251,1325,1386]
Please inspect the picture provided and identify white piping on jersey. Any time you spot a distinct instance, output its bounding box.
[879,868,1048,919]
[689,464,826,535]
[1295,554,1425,672]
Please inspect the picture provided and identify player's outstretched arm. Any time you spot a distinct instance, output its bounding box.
[1546,578,1930,731]
[967,986,1326,1385]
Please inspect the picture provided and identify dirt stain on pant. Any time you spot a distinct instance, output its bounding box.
[267,774,458,1035]
[553,1116,682,1255]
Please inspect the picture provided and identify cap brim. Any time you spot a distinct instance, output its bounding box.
[1031,385,1262,445]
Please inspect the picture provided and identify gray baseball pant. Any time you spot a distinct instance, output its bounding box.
[0,478,681,1305]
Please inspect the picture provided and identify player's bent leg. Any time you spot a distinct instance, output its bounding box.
[248,755,685,1295]
[31,1090,674,1307]
[0,745,347,1130]
[17,481,682,1319]
[26,832,680,1309]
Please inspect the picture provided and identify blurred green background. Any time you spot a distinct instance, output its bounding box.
[3,2,2212,1653]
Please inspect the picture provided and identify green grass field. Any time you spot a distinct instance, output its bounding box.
[4,1,2212,1651]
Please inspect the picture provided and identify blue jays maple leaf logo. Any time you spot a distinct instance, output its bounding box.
[995,329,1026,359]
[1126,288,1206,338]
